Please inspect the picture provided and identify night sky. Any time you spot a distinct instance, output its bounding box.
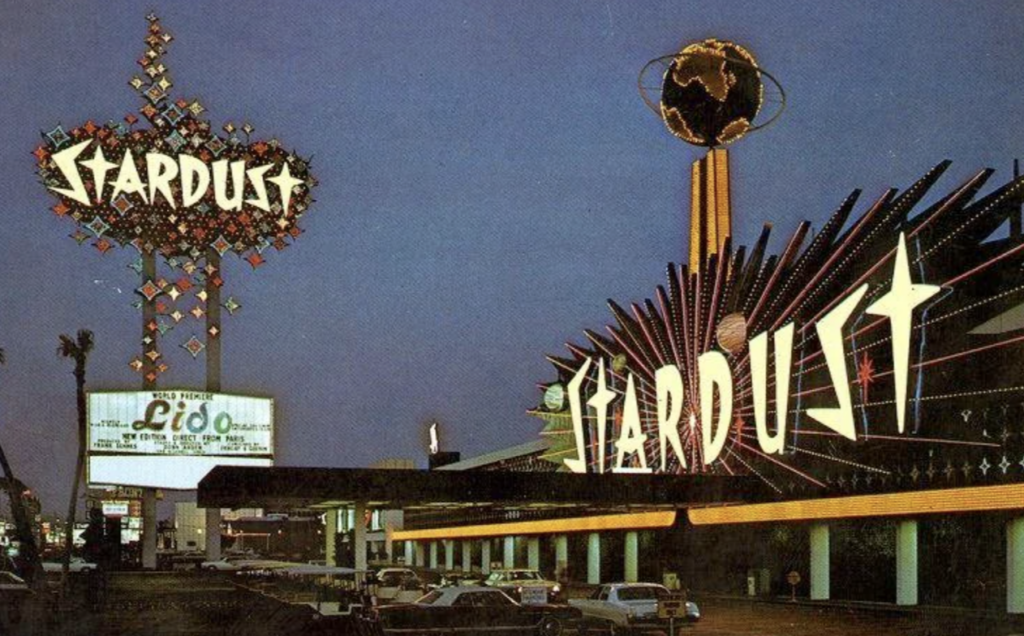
[1,1,1023,515]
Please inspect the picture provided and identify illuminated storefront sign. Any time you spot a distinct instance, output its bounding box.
[561,234,937,473]
[87,390,273,490]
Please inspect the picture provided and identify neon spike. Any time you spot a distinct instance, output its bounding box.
[733,438,828,488]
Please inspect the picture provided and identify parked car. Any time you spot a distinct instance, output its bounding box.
[41,556,98,574]
[201,555,254,571]
[377,567,426,604]
[483,569,564,603]
[570,583,699,634]
[430,570,483,589]
[376,585,580,636]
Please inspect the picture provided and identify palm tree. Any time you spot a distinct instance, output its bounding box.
[58,330,94,591]
[0,348,44,588]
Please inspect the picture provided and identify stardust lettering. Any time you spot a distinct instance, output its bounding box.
[563,234,940,473]
[47,140,301,214]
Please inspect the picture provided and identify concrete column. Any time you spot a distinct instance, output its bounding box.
[896,519,918,606]
[142,489,157,570]
[624,531,639,583]
[462,540,472,573]
[404,541,414,566]
[503,536,515,569]
[555,535,569,581]
[205,508,221,561]
[527,537,540,571]
[1009,517,1024,614]
[810,523,829,600]
[354,502,368,571]
[429,541,439,569]
[415,542,426,567]
[587,532,601,585]
[481,540,492,574]
[444,540,455,571]
[325,509,338,566]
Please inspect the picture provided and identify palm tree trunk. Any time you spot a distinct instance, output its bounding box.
[0,444,42,588]
[61,367,87,595]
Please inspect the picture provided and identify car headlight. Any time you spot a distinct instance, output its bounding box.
[552,585,560,594]
[517,586,523,593]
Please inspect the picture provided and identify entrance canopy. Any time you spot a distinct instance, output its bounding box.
[197,466,764,515]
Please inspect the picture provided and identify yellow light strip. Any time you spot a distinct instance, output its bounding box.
[689,159,702,274]
[704,151,718,260]
[713,148,731,255]
[688,483,1024,525]
[392,511,677,541]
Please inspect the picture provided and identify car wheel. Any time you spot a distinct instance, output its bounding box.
[608,622,629,636]
[537,615,562,636]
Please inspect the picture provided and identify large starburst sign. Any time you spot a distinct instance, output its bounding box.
[35,14,317,381]
[534,163,1024,497]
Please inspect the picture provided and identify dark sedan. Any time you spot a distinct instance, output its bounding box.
[376,585,580,636]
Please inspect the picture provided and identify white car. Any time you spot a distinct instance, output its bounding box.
[570,582,699,634]
[377,567,425,604]
[42,556,98,574]
[200,555,253,571]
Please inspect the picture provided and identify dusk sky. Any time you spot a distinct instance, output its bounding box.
[1,1,1023,515]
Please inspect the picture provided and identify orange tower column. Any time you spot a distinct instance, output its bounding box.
[688,148,732,273]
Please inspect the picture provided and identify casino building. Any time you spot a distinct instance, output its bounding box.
[201,146,1024,615]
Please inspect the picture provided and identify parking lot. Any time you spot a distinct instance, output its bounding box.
[9,572,1024,635]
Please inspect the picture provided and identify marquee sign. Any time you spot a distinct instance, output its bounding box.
[534,162,1024,497]
[87,390,273,490]
[35,13,318,382]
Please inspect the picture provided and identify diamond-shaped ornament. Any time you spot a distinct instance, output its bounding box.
[223,297,241,315]
[182,336,205,359]
[190,305,205,319]
[129,358,144,373]
[137,280,161,301]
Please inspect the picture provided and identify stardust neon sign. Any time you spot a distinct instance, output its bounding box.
[563,233,941,474]
[47,139,303,214]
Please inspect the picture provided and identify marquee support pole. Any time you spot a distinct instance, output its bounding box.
[202,249,222,558]
[140,251,158,570]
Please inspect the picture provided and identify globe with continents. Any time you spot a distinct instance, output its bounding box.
[660,38,763,147]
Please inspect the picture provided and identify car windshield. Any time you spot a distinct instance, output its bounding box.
[617,587,670,601]
[508,571,541,581]
[381,572,413,586]
[417,590,444,605]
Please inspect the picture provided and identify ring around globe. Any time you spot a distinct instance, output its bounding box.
[639,38,785,147]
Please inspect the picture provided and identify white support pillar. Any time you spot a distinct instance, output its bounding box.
[587,532,601,585]
[444,540,455,571]
[503,536,516,569]
[481,540,492,574]
[142,489,157,570]
[555,535,569,582]
[1009,517,1024,614]
[462,540,472,573]
[624,531,639,583]
[896,519,918,606]
[354,502,368,571]
[415,542,426,567]
[527,537,540,571]
[429,541,439,569]
[810,523,830,601]
[325,509,338,566]
[404,540,414,567]
[205,508,221,562]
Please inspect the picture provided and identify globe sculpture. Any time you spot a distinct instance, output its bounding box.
[660,39,762,146]
[639,38,785,148]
